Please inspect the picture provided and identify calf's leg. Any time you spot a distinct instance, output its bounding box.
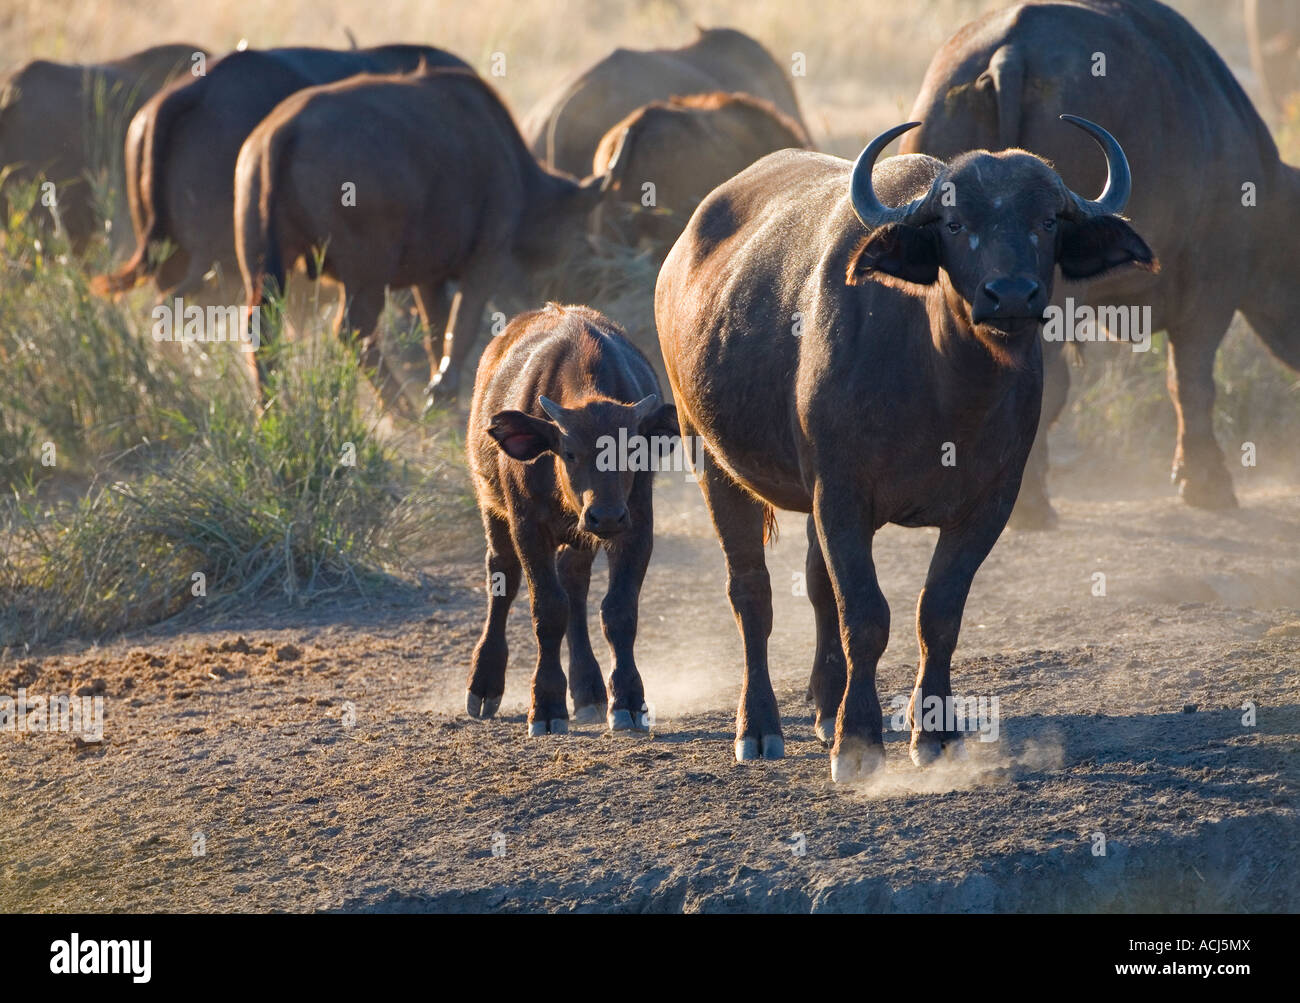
[511,521,570,736]
[557,543,606,723]
[467,512,521,718]
[602,482,654,731]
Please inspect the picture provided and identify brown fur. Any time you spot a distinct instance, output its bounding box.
[465,304,678,732]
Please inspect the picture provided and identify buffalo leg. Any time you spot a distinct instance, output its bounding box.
[805,515,846,746]
[467,511,521,718]
[909,504,1009,766]
[427,266,503,408]
[694,443,782,761]
[1167,313,1238,508]
[602,482,654,731]
[337,284,414,417]
[413,281,454,410]
[557,542,606,724]
[811,481,888,782]
[1008,336,1066,530]
[511,520,570,736]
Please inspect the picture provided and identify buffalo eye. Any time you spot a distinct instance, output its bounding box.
[564,450,576,462]
[1042,218,1057,232]
[946,221,963,234]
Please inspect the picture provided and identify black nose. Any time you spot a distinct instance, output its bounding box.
[973,277,1045,323]
[584,504,630,536]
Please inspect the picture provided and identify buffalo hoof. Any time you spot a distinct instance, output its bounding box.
[734,734,784,761]
[527,718,569,737]
[1008,498,1058,531]
[1175,470,1238,510]
[466,691,501,719]
[829,739,884,783]
[572,702,606,725]
[608,706,650,732]
[423,377,459,413]
[910,731,966,768]
[813,716,835,747]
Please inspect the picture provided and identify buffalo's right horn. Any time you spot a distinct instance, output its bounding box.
[1058,114,1133,217]
[849,121,928,230]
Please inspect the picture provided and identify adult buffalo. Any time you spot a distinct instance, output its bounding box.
[0,44,200,253]
[591,92,809,254]
[656,119,1154,781]
[235,68,624,412]
[94,44,468,302]
[905,0,1300,517]
[523,27,805,177]
[467,303,677,734]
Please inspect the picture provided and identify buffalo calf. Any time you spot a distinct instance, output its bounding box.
[466,304,678,735]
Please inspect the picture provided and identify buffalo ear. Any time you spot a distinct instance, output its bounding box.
[487,410,559,462]
[1058,216,1158,280]
[640,402,680,460]
[846,224,941,286]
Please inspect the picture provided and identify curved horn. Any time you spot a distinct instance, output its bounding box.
[1059,114,1132,217]
[849,121,927,230]
[599,126,631,193]
[630,394,660,423]
[538,395,568,427]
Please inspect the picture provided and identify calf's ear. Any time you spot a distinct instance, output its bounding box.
[487,410,559,462]
[1057,215,1158,280]
[846,224,940,286]
[640,402,679,439]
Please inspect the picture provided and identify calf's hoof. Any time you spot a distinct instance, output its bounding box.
[735,734,784,761]
[910,731,967,768]
[527,717,569,736]
[466,691,501,719]
[608,705,650,732]
[572,702,606,725]
[829,738,884,783]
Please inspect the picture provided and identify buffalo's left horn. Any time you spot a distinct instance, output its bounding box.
[849,121,927,230]
[1059,114,1132,217]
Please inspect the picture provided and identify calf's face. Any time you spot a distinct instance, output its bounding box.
[488,394,678,539]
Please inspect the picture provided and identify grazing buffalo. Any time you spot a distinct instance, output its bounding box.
[591,92,810,254]
[94,44,468,302]
[905,0,1300,517]
[656,119,1153,781]
[466,303,678,734]
[0,44,201,253]
[523,27,805,177]
[235,67,625,412]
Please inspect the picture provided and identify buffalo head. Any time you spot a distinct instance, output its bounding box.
[488,393,678,539]
[846,115,1156,363]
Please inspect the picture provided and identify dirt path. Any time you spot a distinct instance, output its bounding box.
[2,468,1298,912]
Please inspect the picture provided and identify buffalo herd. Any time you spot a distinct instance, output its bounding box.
[1,0,1295,781]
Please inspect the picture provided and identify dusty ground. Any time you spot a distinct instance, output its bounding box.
[1,461,1298,913]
